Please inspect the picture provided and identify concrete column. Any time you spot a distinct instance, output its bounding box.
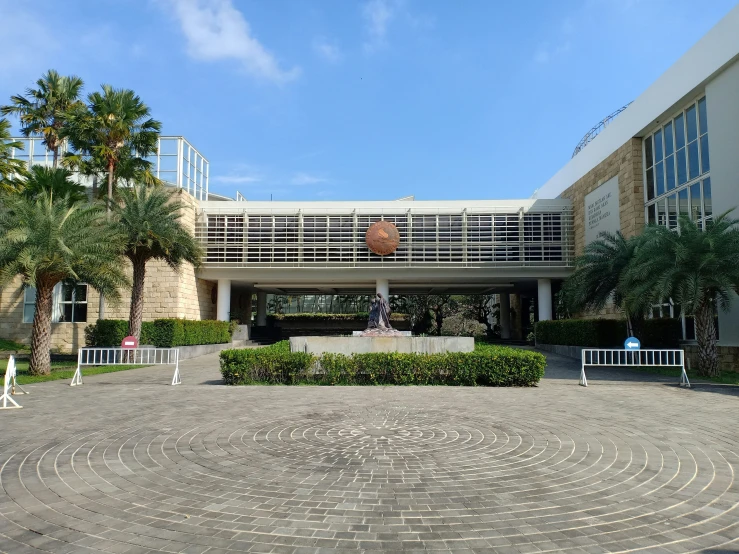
[376,278,389,300]
[537,278,553,321]
[499,293,511,339]
[256,291,267,326]
[511,294,523,340]
[217,279,231,322]
[245,291,253,326]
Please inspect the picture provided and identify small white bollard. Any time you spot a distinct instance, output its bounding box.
[1,356,22,409]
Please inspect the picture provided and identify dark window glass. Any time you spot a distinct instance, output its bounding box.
[664,122,674,155]
[656,199,667,226]
[700,134,710,174]
[656,161,665,196]
[654,130,663,162]
[648,204,656,225]
[646,168,654,200]
[665,154,675,191]
[667,195,677,229]
[698,97,707,135]
[678,188,689,217]
[690,182,702,221]
[644,136,653,168]
[703,178,712,220]
[674,113,685,150]
[686,105,697,142]
[676,148,687,185]
[688,141,699,180]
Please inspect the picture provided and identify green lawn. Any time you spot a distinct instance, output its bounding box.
[0,338,28,351]
[11,360,146,384]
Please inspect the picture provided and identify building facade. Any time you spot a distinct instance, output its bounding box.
[2,5,739,355]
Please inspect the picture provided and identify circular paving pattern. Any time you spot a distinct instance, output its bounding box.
[2,397,739,553]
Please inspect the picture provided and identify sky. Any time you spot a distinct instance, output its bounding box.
[0,0,736,201]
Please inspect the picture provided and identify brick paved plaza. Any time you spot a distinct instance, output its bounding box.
[1,352,738,553]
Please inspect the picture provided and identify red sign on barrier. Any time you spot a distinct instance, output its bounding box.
[121,336,138,349]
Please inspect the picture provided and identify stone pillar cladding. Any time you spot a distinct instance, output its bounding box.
[560,137,645,256]
[510,294,523,340]
[499,293,511,339]
[537,279,553,321]
[0,189,217,353]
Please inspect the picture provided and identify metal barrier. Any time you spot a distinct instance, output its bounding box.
[1,356,28,409]
[580,349,690,388]
[71,348,181,386]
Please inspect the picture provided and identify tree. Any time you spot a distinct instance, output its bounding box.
[0,183,128,374]
[0,69,84,168]
[428,295,457,336]
[114,186,202,340]
[0,118,27,192]
[63,85,161,209]
[20,165,87,206]
[625,213,739,377]
[459,294,496,337]
[560,231,646,335]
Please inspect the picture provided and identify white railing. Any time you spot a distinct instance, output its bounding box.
[580,349,690,387]
[71,348,181,386]
[1,356,28,409]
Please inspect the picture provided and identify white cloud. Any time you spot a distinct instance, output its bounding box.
[291,172,328,185]
[312,37,343,63]
[534,41,571,64]
[362,0,395,52]
[166,0,299,83]
[211,174,262,184]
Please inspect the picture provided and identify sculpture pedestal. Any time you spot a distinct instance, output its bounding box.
[289,336,474,355]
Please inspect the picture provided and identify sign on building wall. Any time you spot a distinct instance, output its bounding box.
[584,176,621,245]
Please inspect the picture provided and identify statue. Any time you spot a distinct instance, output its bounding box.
[361,292,404,336]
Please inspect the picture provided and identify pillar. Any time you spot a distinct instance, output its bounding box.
[511,294,523,340]
[245,290,253,325]
[217,279,231,322]
[537,278,553,321]
[376,278,389,299]
[499,293,511,339]
[256,291,267,326]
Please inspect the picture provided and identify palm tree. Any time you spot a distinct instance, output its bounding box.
[114,185,202,340]
[625,213,739,377]
[20,166,87,206]
[63,85,161,211]
[560,231,646,335]
[0,118,28,192]
[0,188,128,375]
[0,70,84,168]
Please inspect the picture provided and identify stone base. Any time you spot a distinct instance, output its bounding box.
[290,336,474,355]
[352,330,412,337]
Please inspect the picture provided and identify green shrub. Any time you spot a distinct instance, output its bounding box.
[219,340,545,386]
[150,319,231,347]
[85,319,155,347]
[534,319,627,347]
[535,318,683,348]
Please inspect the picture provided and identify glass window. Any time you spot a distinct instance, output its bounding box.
[676,148,687,185]
[690,182,702,221]
[700,134,710,174]
[22,283,88,324]
[648,204,656,225]
[698,97,708,135]
[688,141,699,180]
[678,189,689,217]
[646,168,655,200]
[656,161,665,196]
[644,136,653,168]
[674,113,685,150]
[656,199,667,226]
[23,288,36,323]
[686,105,697,142]
[703,178,712,221]
[654,130,663,162]
[664,122,674,155]
[667,195,678,229]
[665,154,675,191]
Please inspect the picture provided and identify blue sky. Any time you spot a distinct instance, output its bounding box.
[1,0,736,201]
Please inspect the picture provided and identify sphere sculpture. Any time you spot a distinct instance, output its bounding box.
[365,220,400,256]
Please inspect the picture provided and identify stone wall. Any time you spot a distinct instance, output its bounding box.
[0,190,216,353]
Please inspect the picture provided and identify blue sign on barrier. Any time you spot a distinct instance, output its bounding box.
[624,337,641,350]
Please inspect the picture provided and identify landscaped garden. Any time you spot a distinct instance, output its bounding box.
[220,340,546,386]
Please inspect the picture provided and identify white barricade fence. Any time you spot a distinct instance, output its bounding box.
[70,348,181,386]
[1,355,27,409]
[580,349,690,388]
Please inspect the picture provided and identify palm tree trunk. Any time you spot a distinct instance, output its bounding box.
[99,161,115,321]
[695,299,719,377]
[29,282,54,375]
[128,258,147,340]
[52,146,58,169]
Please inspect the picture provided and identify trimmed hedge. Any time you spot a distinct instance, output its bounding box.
[534,318,682,348]
[86,319,231,347]
[220,340,545,386]
[267,312,408,322]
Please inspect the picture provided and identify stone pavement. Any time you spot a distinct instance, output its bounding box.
[0,350,738,553]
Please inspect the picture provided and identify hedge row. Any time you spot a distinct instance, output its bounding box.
[85,319,232,348]
[534,318,682,348]
[220,340,546,386]
[267,312,408,322]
